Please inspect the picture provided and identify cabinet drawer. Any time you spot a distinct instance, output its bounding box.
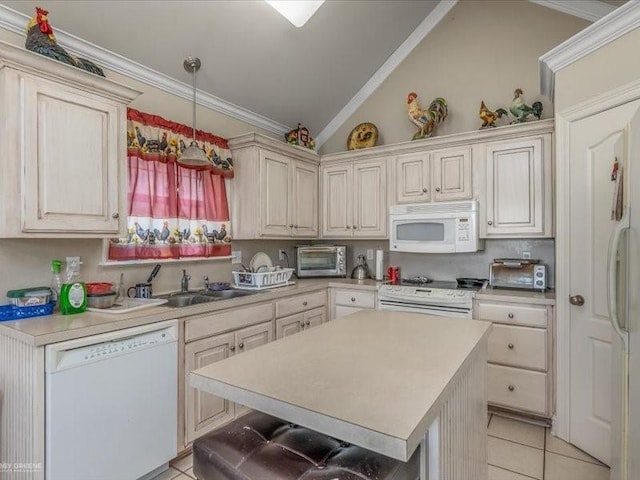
[276,290,326,318]
[477,302,547,328]
[185,302,274,342]
[488,324,547,371]
[488,364,547,415]
[334,290,376,308]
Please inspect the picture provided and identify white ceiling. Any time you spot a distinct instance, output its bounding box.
[0,1,621,144]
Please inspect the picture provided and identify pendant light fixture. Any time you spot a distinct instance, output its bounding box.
[178,56,210,167]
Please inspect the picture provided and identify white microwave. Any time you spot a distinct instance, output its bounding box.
[389,200,483,253]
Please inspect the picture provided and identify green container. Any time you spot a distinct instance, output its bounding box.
[59,282,87,315]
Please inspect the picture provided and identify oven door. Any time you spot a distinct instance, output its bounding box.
[390,216,457,253]
[378,299,472,318]
[297,248,342,277]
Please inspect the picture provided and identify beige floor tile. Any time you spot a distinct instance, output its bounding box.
[488,416,545,449]
[545,452,610,480]
[150,466,181,480]
[488,436,544,479]
[545,430,606,465]
[488,464,537,480]
[184,467,195,479]
[170,453,193,472]
[173,475,191,480]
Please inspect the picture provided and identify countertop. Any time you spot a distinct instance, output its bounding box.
[191,310,492,461]
[474,286,556,305]
[0,278,382,346]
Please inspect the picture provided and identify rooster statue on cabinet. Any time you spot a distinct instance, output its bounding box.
[25,7,105,77]
[407,92,448,140]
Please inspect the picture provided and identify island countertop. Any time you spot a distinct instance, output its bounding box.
[191,309,492,463]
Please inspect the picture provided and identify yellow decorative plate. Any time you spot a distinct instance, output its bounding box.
[347,122,379,150]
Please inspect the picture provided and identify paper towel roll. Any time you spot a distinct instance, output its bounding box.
[375,249,384,280]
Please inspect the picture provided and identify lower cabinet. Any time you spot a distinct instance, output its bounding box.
[329,288,377,320]
[474,297,554,417]
[275,290,327,339]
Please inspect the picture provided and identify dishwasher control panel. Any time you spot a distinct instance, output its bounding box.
[45,320,178,372]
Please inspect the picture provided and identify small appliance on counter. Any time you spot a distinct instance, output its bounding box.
[489,258,547,291]
[350,254,371,280]
[296,245,346,278]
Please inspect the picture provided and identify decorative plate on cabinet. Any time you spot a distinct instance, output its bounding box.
[347,122,379,150]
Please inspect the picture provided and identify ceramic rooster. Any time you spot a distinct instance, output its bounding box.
[479,101,508,129]
[407,92,448,140]
[25,7,105,77]
[509,89,543,124]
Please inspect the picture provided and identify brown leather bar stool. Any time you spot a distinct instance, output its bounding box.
[192,410,419,480]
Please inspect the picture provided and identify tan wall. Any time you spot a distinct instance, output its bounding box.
[320,0,589,154]
[555,27,640,112]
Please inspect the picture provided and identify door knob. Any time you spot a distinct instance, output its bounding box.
[570,295,585,306]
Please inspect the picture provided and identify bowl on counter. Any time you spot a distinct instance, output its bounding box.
[87,291,117,309]
[86,282,115,295]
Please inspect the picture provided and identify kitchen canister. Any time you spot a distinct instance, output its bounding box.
[375,249,384,280]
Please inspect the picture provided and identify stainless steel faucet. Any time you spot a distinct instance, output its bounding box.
[181,269,191,293]
[203,275,210,290]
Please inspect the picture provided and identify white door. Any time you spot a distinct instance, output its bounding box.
[568,100,640,465]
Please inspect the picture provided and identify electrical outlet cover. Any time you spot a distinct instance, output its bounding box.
[231,250,242,264]
[366,249,374,260]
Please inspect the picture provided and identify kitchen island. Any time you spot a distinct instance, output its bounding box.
[191,310,491,480]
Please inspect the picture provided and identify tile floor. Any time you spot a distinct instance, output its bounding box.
[153,415,611,480]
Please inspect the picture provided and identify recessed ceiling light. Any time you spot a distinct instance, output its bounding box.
[265,0,325,28]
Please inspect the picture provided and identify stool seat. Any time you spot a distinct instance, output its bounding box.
[193,410,419,480]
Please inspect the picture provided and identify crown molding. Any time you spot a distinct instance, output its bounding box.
[0,5,291,136]
[539,1,640,101]
[529,0,616,22]
[314,0,458,149]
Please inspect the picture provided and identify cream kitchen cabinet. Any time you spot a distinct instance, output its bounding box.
[474,295,555,417]
[321,158,387,238]
[275,290,327,339]
[478,133,553,238]
[0,42,139,237]
[228,133,319,239]
[329,287,377,320]
[393,146,472,204]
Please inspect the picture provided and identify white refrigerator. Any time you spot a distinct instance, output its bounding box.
[609,112,640,480]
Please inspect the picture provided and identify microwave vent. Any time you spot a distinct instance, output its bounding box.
[390,200,478,215]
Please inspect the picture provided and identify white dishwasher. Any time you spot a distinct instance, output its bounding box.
[45,320,178,480]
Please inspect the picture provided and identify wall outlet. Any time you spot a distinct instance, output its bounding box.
[366,249,374,261]
[278,249,286,261]
[522,251,531,259]
[231,250,242,264]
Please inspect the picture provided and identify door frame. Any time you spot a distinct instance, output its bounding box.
[555,77,640,440]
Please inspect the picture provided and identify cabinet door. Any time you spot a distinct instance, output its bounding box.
[21,76,121,233]
[353,158,387,237]
[431,146,472,201]
[394,153,430,204]
[260,150,291,236]
[304,307,326,329]
[291,161,318,237]
[235,322,272,416]
[185,332,235,443]
[321,164,352,237]
[483,136,551,237]
[275,312,304,339]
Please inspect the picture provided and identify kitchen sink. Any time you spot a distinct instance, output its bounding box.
[155,289,258,307]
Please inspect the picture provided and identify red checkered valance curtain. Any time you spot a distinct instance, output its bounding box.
[108,108,234,261]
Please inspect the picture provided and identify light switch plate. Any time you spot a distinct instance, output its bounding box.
[366,249,374,260]
[231,250,242,264]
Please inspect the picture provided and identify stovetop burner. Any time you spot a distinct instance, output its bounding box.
[398,276,487,290]
[401,276,432,285]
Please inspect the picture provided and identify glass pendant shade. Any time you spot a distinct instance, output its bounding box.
[178,56,210,167]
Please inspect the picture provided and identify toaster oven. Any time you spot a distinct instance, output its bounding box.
[489,259,547,291]
[296,245,347,278]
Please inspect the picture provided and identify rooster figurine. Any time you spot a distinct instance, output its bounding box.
[479,101,508,129]
[407,92,448,140]
[25,7,105,77]
[509,89,543,124]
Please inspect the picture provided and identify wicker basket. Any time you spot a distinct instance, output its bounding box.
[232,268,294,289]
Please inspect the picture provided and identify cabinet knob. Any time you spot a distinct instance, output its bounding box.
[488,220,493,226]
[353,225,358,230]
[305,321,310,326]
[435,187,441,192]
[508,313,514,319]
[230,345,236,352]
[351,297,356,302]
[289,224,294,228]
[112,213,119,219]
[508,343,514,349]
[346,225,351,229]
[300,321,305,327]
[294,225,299,228]
[238,342,244,349]
[569,295,585,306]
[422,187,427,193]
[508,385,515,392]
[302,301,308,306]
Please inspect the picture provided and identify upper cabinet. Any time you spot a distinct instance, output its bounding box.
[228,133,319,239]
[393,146,472,204]
[477,132,553,238]
[320,157,387,238]
[0,42,140,237]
